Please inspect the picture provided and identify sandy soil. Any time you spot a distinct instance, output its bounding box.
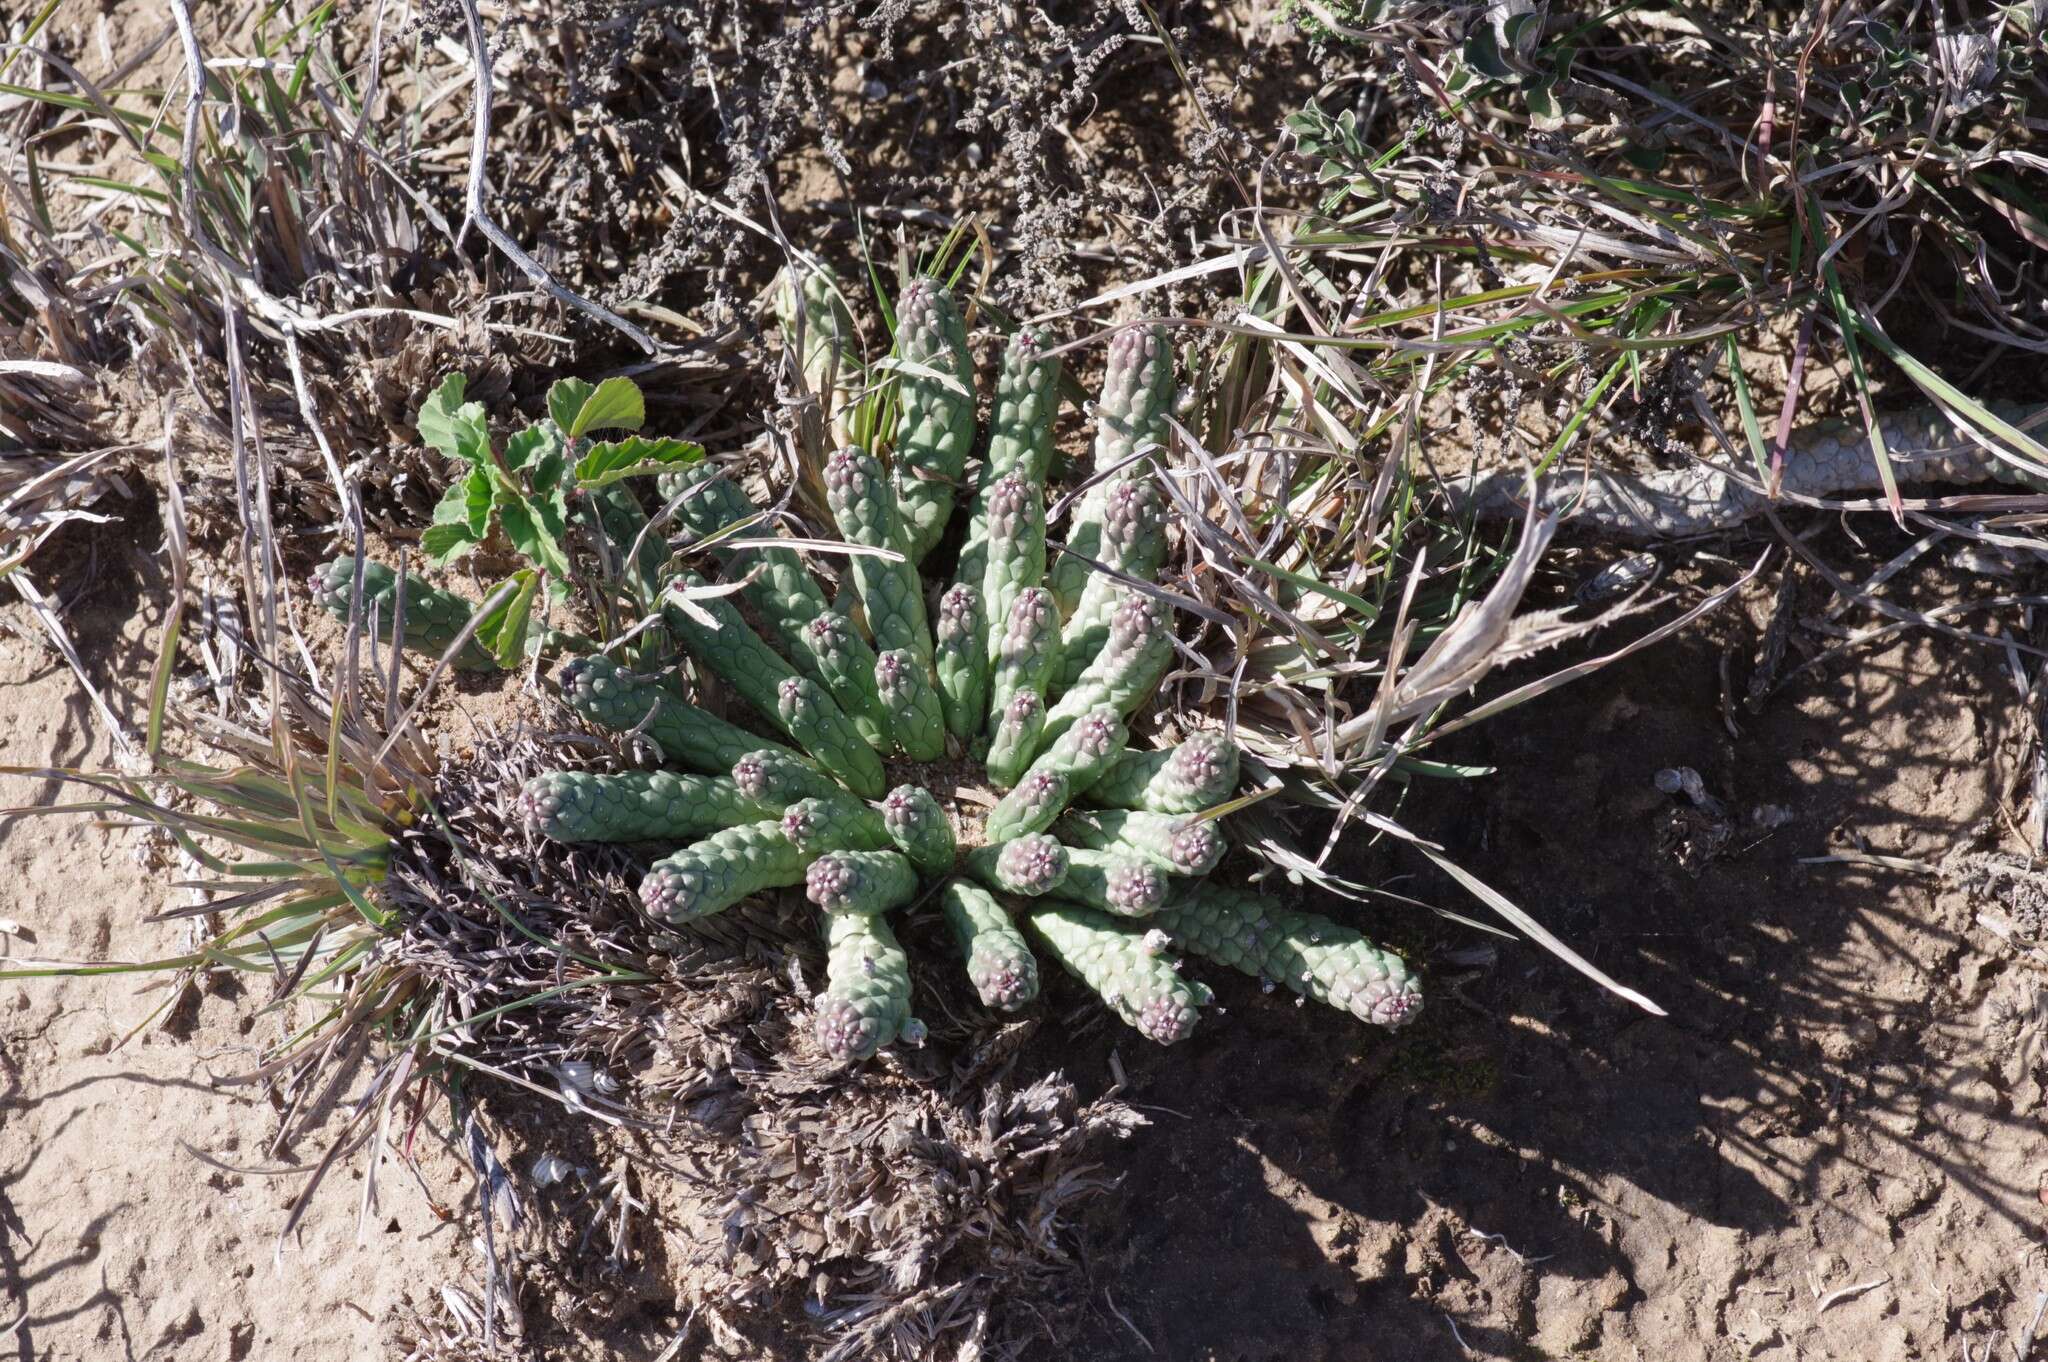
[0,556,474,1362]
[10,4,2048,1360]
[1053,552,2048,1361]
[9,527,2047,1362]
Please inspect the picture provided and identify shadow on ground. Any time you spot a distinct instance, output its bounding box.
[1056,546,2043,1361]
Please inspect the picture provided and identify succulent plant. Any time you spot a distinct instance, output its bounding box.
[881,786,956,875]
[806,848,921,917]
[1155,884,1423,1027]
[518,770,759,844]
[311,558,498,671]
[1029,904,1211,1045]
[555,655,785,773]
[1085,730,1240,814]
[783,795,893,855]
[816,911,921,1059]
[940,881,1039,1012]
[327,278,1421,1060]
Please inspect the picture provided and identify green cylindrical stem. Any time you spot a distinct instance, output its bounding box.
[782,796,893,856]
[313,558,495,671]
[1157,884,1423,1028]
[657,464,887,744]
[1057,847,1169,918]
[779,262,866,449]
[1049,324,1175,611]
[777,675,888,796]
[732,748,844,809]
[815,911,919,1061]
[1016,705,1128,800]
[987,327,1061,485]
[1028,903,1210,1045]
[979,473,1047,661]
[658,463,833,651]
[890,276,976,563]
[583,483,672,616]
[558,655,786,774]
[662,573,882,796]
[985,688,1046,790]
[1087,731,1240,814]
[933,584,990,743]
[639,820,806,923]
[875,648,947,761]
[1051,475,1168,696]
[1050,485,1110,618]
[1040,592,1173,751]
[520,770,755,844]
[940,881,1040,1012]
[1087,324,1178,475]
[825,445,934,664]
[1109,473,1169,570]
[881,786,956,876]
[983,770,1073,844]
[662,571,810,715]
[806,848,920,916]
[1055,808,1225,876]
[987,588,1061,737]
[960,328,1061,591]
[801,611,890,751]
[965,834,1070,897]
[656,461,764,550]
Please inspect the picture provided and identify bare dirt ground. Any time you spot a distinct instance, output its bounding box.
[1049,550,2048,1360]
[10,521,2048,1361]
[0,543,480,1361]
[9,4,2048,1361]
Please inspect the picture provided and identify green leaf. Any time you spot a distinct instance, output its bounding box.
[1823,262,1900,520]
[462,467,493,534]
[571,435,704,488]
[1501,9,1538,58]
[564,376,645,441]
[1462,25,1515,79]
[496,488,571,578]
[1525,77,1565,130]
[471,569,540,671]
[534,482,570,556]
[532,450,567,495]
[546,377,595,436]
[1244,556,1378,623]
[502,423,555,471]
[421,522,478,564]
[429,478,471,529]
[424,471,491,564]
[416,373,491,465]
[429,466,492,536]
[1720,333,1772,485]
[1849,311,2048,467]
[526,422,570,495]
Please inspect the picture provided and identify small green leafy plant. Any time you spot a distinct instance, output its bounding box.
[344,373,704,670]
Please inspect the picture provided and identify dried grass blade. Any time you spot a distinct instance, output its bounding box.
[1415,844,1666,1015]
